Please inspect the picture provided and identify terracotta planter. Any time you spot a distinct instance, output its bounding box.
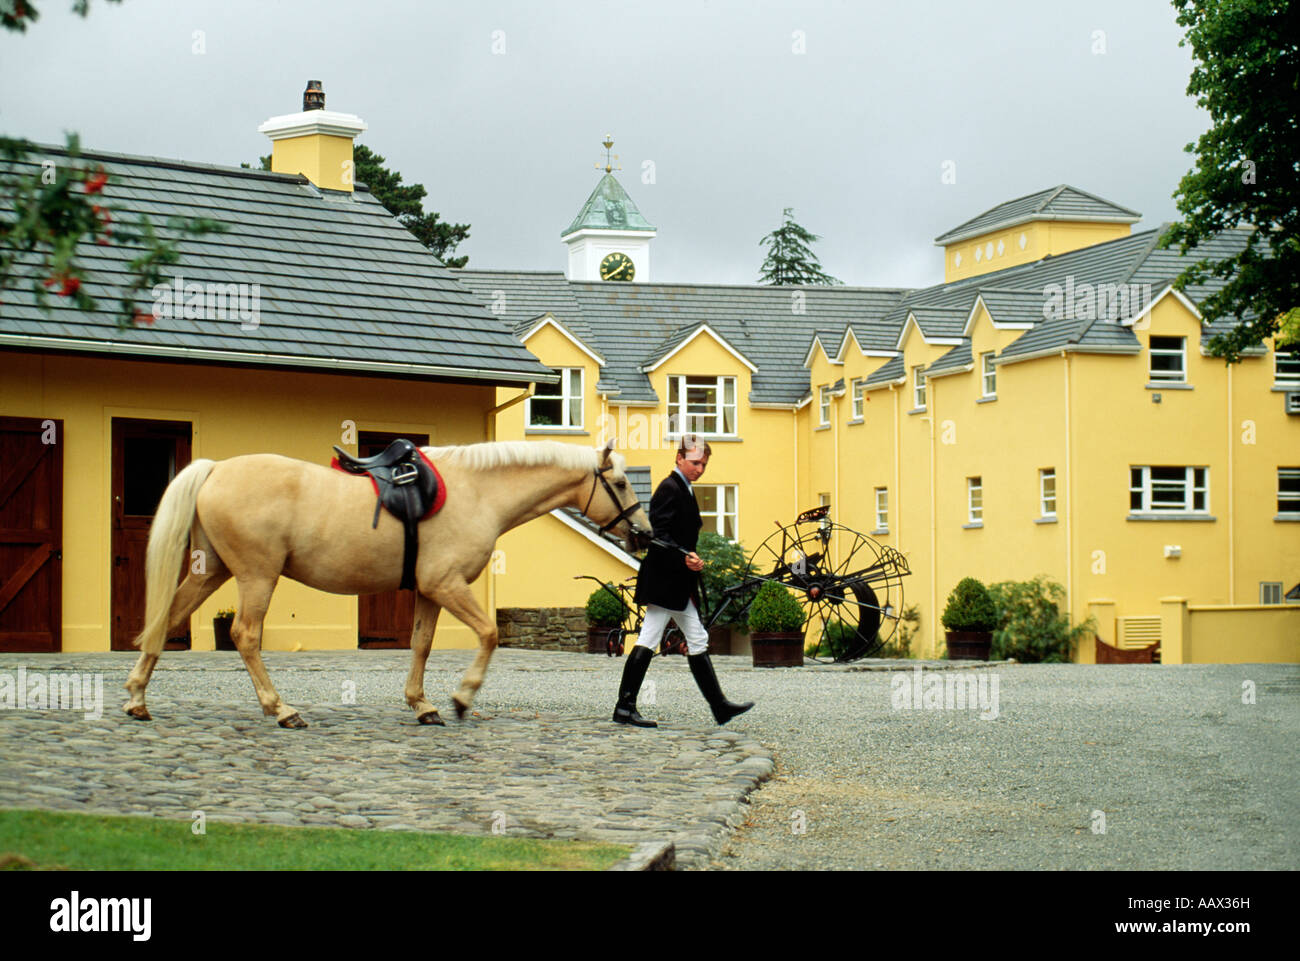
[945,630,992,660]
[587,625,623,655]
[214,615,235,651]
[751,631,805,668]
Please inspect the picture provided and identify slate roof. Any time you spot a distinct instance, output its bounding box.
[454,272,907,405]
[455,198,1257,406]
[561,173,656,236]
[925,342,973,377]
[934,184,1142,245]
[0,143,553,386]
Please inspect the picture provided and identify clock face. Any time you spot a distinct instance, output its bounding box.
[599,252,635,282]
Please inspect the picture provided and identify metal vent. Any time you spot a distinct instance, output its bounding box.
[1117,616,1161,649]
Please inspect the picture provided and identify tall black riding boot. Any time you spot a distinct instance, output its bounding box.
[687,652,753,725]
[612,645,657,727]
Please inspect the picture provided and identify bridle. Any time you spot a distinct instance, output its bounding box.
[583,465,643,538]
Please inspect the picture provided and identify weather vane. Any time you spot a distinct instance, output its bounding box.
[595,135,621,174]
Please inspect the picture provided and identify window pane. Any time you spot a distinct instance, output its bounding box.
[568,397,582,427]
[695,487,718,512]
[567,368,581,395]
[529,398,562,426]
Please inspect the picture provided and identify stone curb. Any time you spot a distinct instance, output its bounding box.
[608,840,676,871]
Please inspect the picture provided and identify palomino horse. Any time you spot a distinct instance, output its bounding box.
[124,440,650,728]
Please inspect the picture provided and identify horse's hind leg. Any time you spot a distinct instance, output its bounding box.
[230,577,306,728]
[124,546,231,721]
[404,593,445,725]
[435,577,498,720]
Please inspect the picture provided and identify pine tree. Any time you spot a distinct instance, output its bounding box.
[758,208,842,286]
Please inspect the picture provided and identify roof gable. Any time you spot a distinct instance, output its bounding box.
[641,322,757,374]
[521,313,605,366]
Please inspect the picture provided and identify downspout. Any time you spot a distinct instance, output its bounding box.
[927,389,937,658]
[485,384,534,625]
[1063,352,1073,623]
[1227,362,1234,604]
[833,389,840,564]
[893,384,901,548]
[793,407,799,520]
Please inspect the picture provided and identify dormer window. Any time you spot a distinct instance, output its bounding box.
[668,375,736,436]
[527,368,583,429]
[1149,336,1186,383]
[819,386,832,427]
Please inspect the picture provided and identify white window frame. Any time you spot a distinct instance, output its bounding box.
[1129,466,1209,514]
[913,365,926,409]
[1148,336,1187,383]
[527,367,583,429]
[981,352,997,397]
[875,487,888,532]
[818,386,832,427]
[1040,468,1057,518]
[851,378,866,420]
[695,483,739,541]
[967,476,983,524]
[1276,350,1300,387]
[1278,468,1300,516]
[667,375,737,437]
[1260,582,1283,605]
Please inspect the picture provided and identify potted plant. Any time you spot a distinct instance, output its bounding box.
[585,584,627,655]
[748,580,806,667]
[696,531,753,655]
[213,606,236,651]
[941,577,998,660]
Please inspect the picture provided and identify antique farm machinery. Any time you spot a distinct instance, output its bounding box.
[578,504,911,663]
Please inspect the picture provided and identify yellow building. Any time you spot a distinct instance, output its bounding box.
[461,179,1299,664]
[0,84,554,654]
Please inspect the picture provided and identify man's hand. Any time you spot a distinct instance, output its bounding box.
[685,552,704,572]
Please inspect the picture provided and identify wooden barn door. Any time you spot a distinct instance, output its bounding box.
[0,417,63,653]
[357,430,429,649]
[111,418,191,651]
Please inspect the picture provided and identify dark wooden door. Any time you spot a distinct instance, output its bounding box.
[357,430,429,649]
[0,417,63,653]
[111,419,191,651]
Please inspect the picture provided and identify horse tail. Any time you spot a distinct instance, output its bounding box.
[134,459,217,655]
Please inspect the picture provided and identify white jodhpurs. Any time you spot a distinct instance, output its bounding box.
[636,602,710,655]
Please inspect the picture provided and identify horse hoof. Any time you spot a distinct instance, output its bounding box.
[124,705,152,722]
[452,697,468,720]
[278,713,308,729]
[417,711,445,726]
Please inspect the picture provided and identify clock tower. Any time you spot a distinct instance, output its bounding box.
[562,136,657,282]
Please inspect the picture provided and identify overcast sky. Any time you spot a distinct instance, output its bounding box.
[1,0,1206,289]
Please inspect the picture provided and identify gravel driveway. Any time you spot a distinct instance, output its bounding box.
[2,649,1294,870]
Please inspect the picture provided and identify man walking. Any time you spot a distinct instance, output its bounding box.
[613,434,753,727]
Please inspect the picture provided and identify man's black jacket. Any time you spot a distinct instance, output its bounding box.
[634,470,701,610]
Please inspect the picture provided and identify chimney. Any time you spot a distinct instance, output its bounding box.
[258,81,367,193]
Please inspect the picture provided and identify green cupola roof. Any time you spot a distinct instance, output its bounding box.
[561,173,656,237]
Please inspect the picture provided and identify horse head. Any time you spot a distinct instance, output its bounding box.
[583,440,653,553]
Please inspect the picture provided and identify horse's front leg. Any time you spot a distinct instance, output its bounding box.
[404,593,444,725]
[433,577,498,720]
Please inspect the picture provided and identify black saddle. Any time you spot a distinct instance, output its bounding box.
[333,439,441,591]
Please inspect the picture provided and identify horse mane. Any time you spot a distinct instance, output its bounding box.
[422,440,614,472]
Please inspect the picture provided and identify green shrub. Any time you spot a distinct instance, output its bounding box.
[807,619,858,659]
[941,577,998,632]
[585,584,627,627]
[748,581,805,633]
[696,531,754,628]
[987,575,1095,663]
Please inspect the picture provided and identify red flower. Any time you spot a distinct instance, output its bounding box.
[42,276,57,288]
[58,276,81,297]
[84,170,108,194]
[132,310,155,327]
